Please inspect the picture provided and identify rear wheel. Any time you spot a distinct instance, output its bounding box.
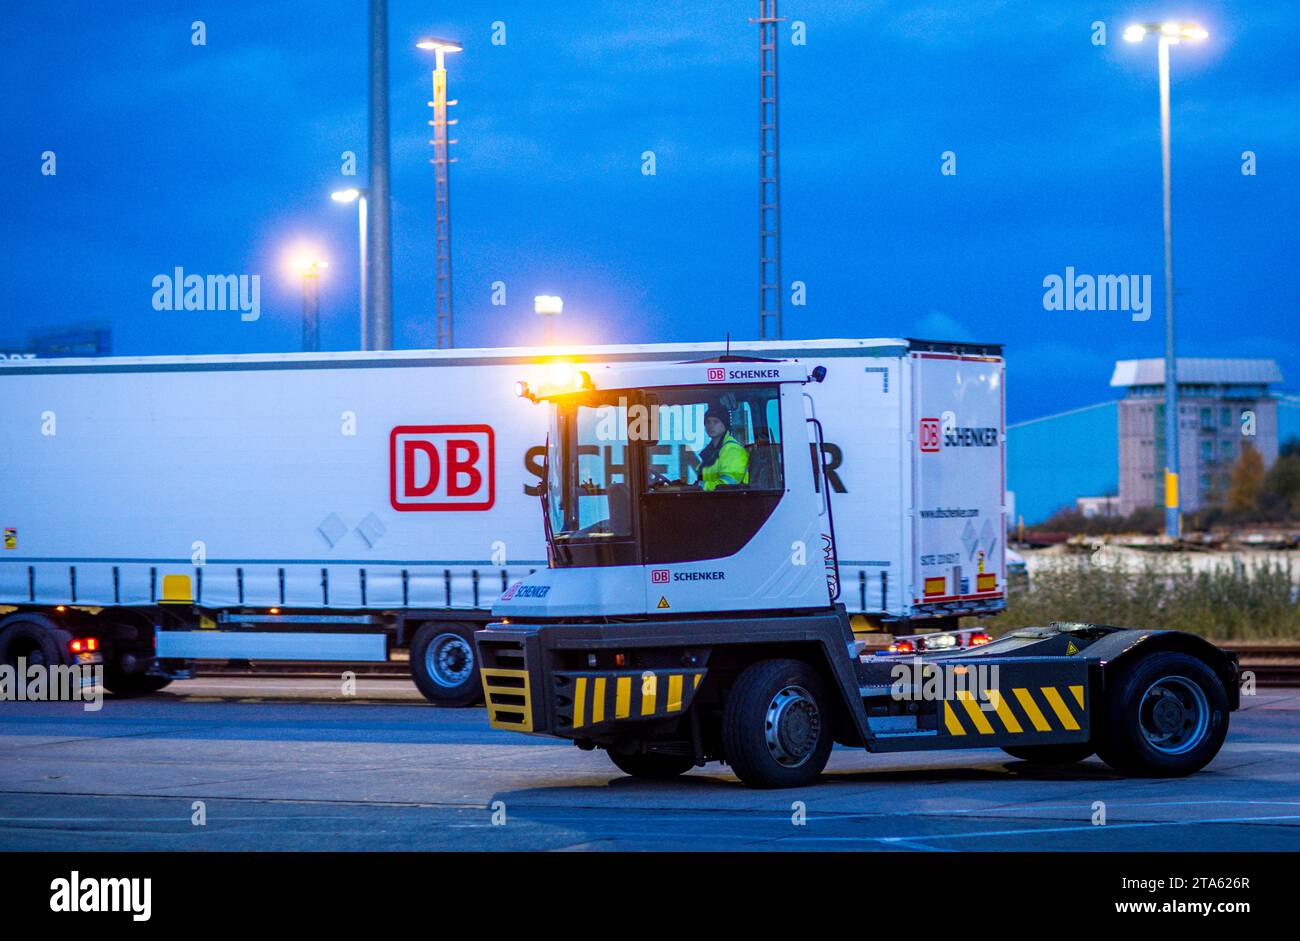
[410,622,483,707]
[1096,651,1229,776]
[607,749,696,780]
[1002,743,1095,765]
[0,620,70,669]
[722,659,833,788]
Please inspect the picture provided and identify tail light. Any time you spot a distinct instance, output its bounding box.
[888,640,915,654]
[69,637,99,654]
[968,631,993,646]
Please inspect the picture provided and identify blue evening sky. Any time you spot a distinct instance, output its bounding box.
[3,1,1295,422]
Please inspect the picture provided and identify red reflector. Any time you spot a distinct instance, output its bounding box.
[614,653,626,667]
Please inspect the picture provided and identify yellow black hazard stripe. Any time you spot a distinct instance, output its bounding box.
[483,668,533,732]
[942,685,1087,737]
[567,671,705,730]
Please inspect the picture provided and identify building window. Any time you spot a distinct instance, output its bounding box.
[1221,407,1232,427]
[1222,439,1234,459]
[1200,440,1213,462]
[1199,407,1213,430]
[1200,474,1211,492]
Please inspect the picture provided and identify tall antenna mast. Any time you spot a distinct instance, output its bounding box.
[420,38,462,348]
[753,0,784,340]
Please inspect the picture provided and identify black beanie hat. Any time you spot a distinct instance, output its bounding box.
[704,406,731,431]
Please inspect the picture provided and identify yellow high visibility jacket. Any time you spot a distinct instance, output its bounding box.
[700,434,750,491]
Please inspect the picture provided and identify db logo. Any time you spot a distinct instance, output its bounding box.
[390,424,495,511]
[919,417,941,453]
[706,367,726,382]
[650,569,670,584]
[501,581,522,601]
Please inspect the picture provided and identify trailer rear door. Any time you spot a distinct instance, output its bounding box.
[910,350,1006,615]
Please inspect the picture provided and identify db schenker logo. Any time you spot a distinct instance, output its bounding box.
[919,417,941,453]
[390,425,495,511]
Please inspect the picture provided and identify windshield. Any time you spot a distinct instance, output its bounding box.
[547,395,634,541]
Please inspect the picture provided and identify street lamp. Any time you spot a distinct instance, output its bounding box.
[291,254,329,353]
[534,295,563,344]
[331,188,368,350]
[417,37,462,349]
[1123,20,1208,539]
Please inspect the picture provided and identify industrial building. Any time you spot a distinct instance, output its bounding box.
[1008,358,1296,525]
[1111,358,1283,515]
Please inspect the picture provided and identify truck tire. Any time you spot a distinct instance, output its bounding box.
[0,619,71,669]
[102,670,173,696]
[606,749,697,780]
[410,622,483,707]
[1002,743,1095,765]
[722,659,833,788]
[1096,651,1230,777]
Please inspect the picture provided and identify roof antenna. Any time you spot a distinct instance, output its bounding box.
[726,332,731,359]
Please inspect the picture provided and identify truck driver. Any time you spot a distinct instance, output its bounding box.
[699,406,749,491]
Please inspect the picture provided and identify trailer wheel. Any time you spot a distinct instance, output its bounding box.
[1002,743,1095,765]
[606,749,696,780]
[722,659,833,788]
[103,671,173,696]
[410,622,483,707]
[0,619,71,669]
[1096,651,1229,776]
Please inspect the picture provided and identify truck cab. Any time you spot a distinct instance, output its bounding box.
[497,358,833,620]
[478,355,1238,788]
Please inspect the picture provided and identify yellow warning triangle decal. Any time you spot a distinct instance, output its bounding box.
[657,596,670,609]
[1065,640,1079,655]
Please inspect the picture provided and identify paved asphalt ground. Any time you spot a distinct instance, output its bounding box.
[1,677,1298,851]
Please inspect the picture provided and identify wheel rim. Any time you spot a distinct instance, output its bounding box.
[764,684,822,768]
[1137,675,1210,755]
[426,633,473,688]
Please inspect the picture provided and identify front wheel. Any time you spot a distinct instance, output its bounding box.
[1096,651,1230,776]
[722,659,834,788]
[607,749,697,780]
[410,622,483,707]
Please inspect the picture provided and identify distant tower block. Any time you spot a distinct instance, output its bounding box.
[753,0,785,340]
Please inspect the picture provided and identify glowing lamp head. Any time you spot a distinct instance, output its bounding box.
[1182,25,1208,41]
[291,256,329,275]
[331,188,362,203]
[534,295,564,316]
[1123,24,1147,42]
[416,37,463,53]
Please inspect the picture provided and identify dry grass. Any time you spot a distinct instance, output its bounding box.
[984,556,1300,640]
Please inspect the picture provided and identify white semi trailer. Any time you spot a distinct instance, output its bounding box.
[0,338,1007,704]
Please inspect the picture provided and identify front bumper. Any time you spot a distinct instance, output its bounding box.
[475,622,707,738]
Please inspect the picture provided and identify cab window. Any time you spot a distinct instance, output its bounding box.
[642,385,784,493]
